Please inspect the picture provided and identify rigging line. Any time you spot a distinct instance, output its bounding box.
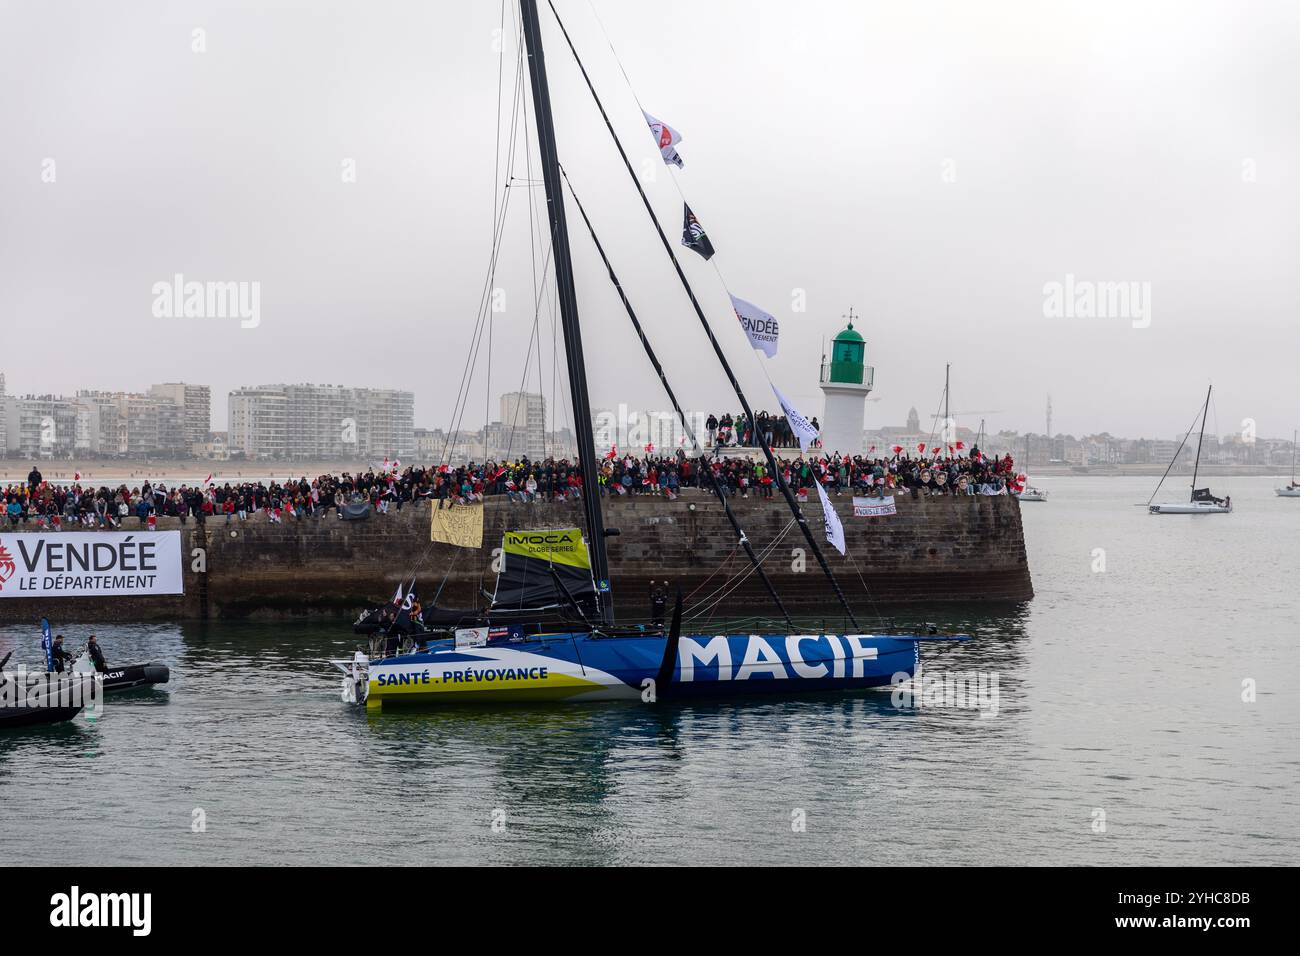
[1190,383,1212,494]
[439,37,528,467]
[546,0,860,629]
[561,164,794,626]
[842,546,891,632]
[681,547,742,618]
[568,4,846,465]
[584,0,841,456]
[492,0,507,258]
[687,534,782,623]
[440,174,516,466]
[430,546,463,608]
[1147,400,1209,506]
[680,542,739,603]
[695,525,798,619]
[445,21,534,467]
[502,239,556,463]
[927,381,947,447]
[522,97,551,462]
[683,519,796,620]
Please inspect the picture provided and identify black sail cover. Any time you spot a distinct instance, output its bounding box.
[491,528,599,613]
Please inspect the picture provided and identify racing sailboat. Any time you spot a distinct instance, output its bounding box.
[1276,430,1300,497]
[332,0,966,708]
[1149,385,1231,514]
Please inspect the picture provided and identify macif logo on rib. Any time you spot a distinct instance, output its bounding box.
[50,886,151,937]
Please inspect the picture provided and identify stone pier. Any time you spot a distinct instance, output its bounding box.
[0,491,1032,623]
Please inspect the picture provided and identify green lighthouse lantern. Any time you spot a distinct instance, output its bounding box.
[827,319,866,385]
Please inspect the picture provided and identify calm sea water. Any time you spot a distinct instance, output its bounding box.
[3,476,1297,865]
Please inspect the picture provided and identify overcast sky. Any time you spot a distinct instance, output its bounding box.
[2,0,1297,441]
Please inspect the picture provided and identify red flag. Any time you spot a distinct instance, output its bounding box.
[606,445,617,460]
[74,471,81,481]
[955,441,965,450]
[644,442,654,454]
[892,445,903,454]
[205,473,214,485]
[918,443,927,453]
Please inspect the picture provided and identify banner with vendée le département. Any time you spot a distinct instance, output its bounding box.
[0,531,184,598]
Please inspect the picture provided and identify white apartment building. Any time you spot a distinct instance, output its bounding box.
[499,391,546,461]
[228,384,414,460]
[149,382,212,449]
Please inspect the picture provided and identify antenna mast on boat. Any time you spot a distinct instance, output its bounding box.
[1190,383,1212,500]
[519,0,613,624]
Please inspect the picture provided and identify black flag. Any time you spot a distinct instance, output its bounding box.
[682,204,715,260]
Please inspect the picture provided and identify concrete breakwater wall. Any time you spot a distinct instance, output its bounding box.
[0,492,1033,623]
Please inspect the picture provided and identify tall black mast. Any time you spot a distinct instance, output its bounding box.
[519,0,612,624]
[1190,383,1211,500]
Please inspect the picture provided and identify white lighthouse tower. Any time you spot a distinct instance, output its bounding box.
[818,308,874,456]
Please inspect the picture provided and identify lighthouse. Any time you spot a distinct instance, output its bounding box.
[818,309,875,456]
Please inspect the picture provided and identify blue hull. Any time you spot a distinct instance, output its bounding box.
[365,632,924,707]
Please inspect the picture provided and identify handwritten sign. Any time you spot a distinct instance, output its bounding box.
[430,503,484,549]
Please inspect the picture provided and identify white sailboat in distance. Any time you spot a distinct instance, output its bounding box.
[1277,430,1300,497]
[1148,385,1231,514]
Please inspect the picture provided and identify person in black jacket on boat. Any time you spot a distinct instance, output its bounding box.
[50,635,73,673]
[87,634,107,673]
[649,582,667,627]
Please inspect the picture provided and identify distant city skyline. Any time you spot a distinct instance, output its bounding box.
[1,368,1296,464]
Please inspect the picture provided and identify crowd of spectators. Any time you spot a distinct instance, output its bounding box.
[704,410,820,449]
[3,449,1021,529]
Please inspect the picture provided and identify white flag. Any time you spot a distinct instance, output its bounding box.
[771,384,819,453]
[730,294,779,358]
[814,479,846,555]
[643,111,684,168]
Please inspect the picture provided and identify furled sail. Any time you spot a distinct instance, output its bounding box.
[491,528,598,613]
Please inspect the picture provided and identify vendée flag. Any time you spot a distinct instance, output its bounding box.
[771,384,819,453]
[814,479,846,555]
[730,295,780,358]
